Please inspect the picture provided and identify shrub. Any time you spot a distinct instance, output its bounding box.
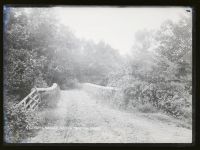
[137,103,157,113]
[116,79,192,121]
[34,75,48,88]
[4,101,39,143]
[4,83,62,143]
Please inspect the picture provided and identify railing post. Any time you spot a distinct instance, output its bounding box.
[23,101,26,111]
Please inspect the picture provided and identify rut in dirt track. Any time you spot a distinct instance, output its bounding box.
[26,89,192,143]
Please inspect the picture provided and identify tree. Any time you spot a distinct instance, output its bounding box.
[107,14,192,118]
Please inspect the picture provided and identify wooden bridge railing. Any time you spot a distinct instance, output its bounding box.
[15,83,58,111]
[15,88,41,111]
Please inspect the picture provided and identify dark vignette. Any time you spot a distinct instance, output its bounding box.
[1,0,200,150]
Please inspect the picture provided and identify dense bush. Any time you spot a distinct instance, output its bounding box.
[4,82,61,143]
[137,103,157,113]
[4,101,40,143]
[141,82,191,118]
[117,79,192,119]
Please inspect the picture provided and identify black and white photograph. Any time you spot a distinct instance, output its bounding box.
[3,6,192,143]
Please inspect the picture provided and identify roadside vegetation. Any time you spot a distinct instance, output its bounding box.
[4,7,192,142]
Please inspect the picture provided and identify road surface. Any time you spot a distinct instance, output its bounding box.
[26,89,192,143]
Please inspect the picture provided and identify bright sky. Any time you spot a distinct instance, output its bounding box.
[54,7,192,55]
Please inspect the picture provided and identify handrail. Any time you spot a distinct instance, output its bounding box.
[15,83,58,111]
[83,83,118,90]
[36,83,57,92]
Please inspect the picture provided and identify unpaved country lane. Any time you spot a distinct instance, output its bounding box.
[27,90,192,143]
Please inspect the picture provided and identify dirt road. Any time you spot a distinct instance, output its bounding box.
[26,90,192,143]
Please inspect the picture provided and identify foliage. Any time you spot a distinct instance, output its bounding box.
[137,103,157,113]
[4,100,40,143]
[3,7,192,142]
[108,15,192,120]
[4,7,123,100]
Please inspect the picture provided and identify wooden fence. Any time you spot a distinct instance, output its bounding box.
[15,88,41,111]
[15,83,58,111]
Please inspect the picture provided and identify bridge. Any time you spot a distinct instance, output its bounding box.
[16,83,192,143]
[15,83,59,111]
